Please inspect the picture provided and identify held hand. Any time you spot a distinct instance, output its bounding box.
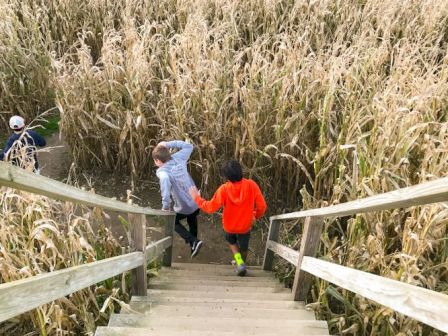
[161,208,170,212]
[189,186,200,199]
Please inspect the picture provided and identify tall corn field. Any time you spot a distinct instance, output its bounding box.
[0,1,54,129]
[0,187,129,335]
[1,0,448,334]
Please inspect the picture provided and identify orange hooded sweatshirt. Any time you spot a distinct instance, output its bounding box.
[193,178,267,234]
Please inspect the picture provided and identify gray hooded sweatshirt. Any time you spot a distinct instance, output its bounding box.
[156,140,199,215]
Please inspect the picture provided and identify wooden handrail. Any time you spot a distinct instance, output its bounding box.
[0,162,174,216]
[146,236,172,257]
[0,236,172,323]
[301,257,448,333]
[270,177,448,220]
[0,252,143,322]
[264,242,448,332]
[265,240,299,265]
[0,163,176,321]
[265,176,448,333]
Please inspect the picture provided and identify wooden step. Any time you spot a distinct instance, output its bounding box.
[149,276,280,285]
[108,310,315,326]
[148,283,289,293]
[170,262,262,270]
[96,263,329,336]
[148,289,292,300]
[158,268,273,277]
[106,315,328,332]
[95,326,330,336]
[130,296,307,311]
[109,304,315,320]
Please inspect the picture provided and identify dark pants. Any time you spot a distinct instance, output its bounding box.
[224,231,251,251]
[175,209,199,246]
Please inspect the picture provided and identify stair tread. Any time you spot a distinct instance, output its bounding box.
[149,278,280,286]
[170,262,262,270]
[96,326,330,336]
[148,283,288,293]
[130,296,306,310]
[159,264,271,277]
[96,264,329,336]
[155,272,276,278]
[147,289,292,300]
[159,269,273,277]
[109,304,315,319]
[109,312,319,328]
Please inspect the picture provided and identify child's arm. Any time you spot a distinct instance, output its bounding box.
[253,182,267,219]
[165,140,193,162]
[28,130,46,147]
[189,186,224,214]
[2,135,17,159]
[157,171,172,210]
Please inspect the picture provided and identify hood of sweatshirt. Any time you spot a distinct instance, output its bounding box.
[224,179,252,205]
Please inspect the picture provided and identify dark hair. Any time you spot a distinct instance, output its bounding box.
[220,159,243,182]
[152,145,172,163]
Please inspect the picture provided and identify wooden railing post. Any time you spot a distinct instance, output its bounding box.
[128,213,147,296]
[263,219,280,271]
[162,214,175,267]
[292,216,324,301]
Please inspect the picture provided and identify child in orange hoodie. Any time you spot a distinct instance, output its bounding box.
[189,160,267,276]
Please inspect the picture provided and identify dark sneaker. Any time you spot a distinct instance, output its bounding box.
[191,240,203,258]
[237,263,247,277]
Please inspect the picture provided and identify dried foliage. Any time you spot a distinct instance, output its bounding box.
[1,0,448,334]
[0,2,54,129]
[0,187,129,335]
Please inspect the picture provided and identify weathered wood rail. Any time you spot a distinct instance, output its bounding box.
[263,177,448,333]
[0,162,175,323]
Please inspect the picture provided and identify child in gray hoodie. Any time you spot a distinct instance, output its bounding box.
[152,140,202,257]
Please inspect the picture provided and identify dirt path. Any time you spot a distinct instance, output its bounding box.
[38,133,266,266]
[39,132,71,181]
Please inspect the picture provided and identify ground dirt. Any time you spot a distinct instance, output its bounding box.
[38,132,266,266]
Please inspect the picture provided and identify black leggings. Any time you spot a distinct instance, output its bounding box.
[175,209,199,246]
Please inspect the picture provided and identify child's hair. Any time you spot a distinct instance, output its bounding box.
[152,145,172,163]
[221,159,243,182]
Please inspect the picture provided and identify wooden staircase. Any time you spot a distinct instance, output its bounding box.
[2,165,447,334]
[95,263,329,336]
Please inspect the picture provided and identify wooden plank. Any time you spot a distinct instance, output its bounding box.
[271,177,448,220]
[109,304,315,321]
[147,289,292,301]
[162,215,175,266]
[149,278,279,287]
[153,274,277,282]
[292,217,324,301]
[301,257,448,333]
[146,236,172,261]
[158,268,272,277]
[0,252,143,322]
[130,296,306,310]
[266,240,299,265]
[170,262,262,270]
[0,162,173,216]
[262,219,280,270]
[95,326,330,336]
[104,315,328,331]
[129,214,147,296]
[148,283,289,293]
